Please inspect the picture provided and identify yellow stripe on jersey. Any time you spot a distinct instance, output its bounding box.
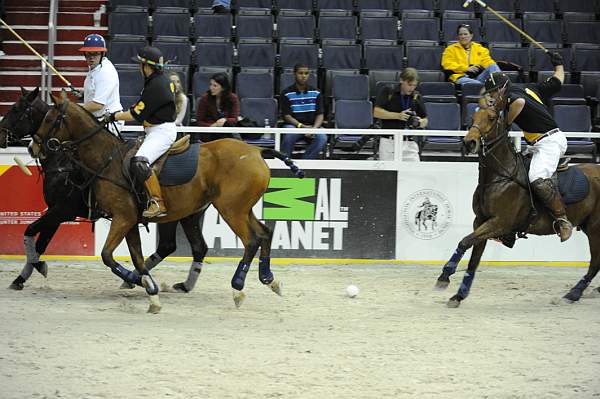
[522,88,545,143]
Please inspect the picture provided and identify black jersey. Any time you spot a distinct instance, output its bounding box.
[508,76,561,143]
[375,87,427,130]
[130,71,176,126]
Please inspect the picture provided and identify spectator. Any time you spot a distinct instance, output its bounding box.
[167,71,188,126]
[196,72,239,142]
[373,67,428,161]
[441,24,501,85]
[280,64,327,159]
[212,0,230,13]
[78,34,123,135]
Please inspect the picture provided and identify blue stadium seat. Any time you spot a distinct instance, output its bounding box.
[165,64,190,94]
[441,11,481,43]
[277,13,315,40]
[237,42,276,69]
[418,82,456,103]
[109,0,148,9]
[531,47,572,79]
[483,14,523,43]
[463,101,479,128]
[405,41,444,71]
[562,12,597,22]
[579,72,600,98]
[317,0,355,11]
[279,70,318,93]
[478,0,514,12]
[279,42,319,70]
[116,65,144,96]
[363,44,404,71]
[192,67,232,99]
[236,71,274,98]
[322,43,361,70]
[550,84,586,106]
[368,71,398,99]
[360,15,399,43]
[152,8,191,38]
[573,44,600,72]
[556,0,598,13]
[553,104,592,131]
[564,21,600,45]
[108,8,148,37]
[519,0,556,13]
[335,100,373,128]
[318,15,358,42]
[235,0,272,11]
[422,102,463,154]
[240,98,278,127]
[357,0,395,12]
[401,17,440,42]
[396,0,434,12]
[277,0,313,11]
[153,38,192,65]
[332,74,369,100]
[193,14,232,39]
[108,36,148,64]
[236,13,274,42]
[153,0,192,8]
[522,15,563,45]
[195,41,234,67]
[438,0,476,12]
[489,43,529,80]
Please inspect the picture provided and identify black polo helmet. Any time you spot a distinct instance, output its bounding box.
[131,46,164,69]
[483,72,511,94]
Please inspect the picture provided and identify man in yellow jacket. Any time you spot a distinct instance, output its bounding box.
[441,24,501,85]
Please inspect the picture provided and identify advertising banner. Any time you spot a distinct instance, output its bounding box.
[170,169,398,259]
[0,164,94,255]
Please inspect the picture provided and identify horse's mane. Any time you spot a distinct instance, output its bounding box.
[63,99,127,144]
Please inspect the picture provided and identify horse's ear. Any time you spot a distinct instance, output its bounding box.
[27,87,40,102]
[20,87,29,96]
[60,89,68,102]
[494,83,509,112]
[50,93,61,106]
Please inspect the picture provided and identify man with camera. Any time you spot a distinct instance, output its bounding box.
[373,68,428,161]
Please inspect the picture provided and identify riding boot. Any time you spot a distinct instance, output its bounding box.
[143,172,167,218]
[531,178,572,242]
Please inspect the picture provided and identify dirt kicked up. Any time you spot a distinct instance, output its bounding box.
[1,259,599,399]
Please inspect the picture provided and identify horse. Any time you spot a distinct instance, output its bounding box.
[1,88,208,296]
[415,199,438,231]
[28,91,303,313]
[435,95,600,308]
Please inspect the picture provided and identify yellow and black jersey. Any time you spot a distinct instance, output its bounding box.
[508,76,561,144]
[130,71,176,126]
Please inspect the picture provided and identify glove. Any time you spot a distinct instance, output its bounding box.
[102,111,116,124]
[71,87,84,100]
[548,51,563,67]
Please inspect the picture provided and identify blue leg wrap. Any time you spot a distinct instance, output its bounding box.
[457,271,476,299]
[573,276,592,292]
[231,261,251,291]
[111,264,141,285]
[443,246,466,276]
[258,256,274,285]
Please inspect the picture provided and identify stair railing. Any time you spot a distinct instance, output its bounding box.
[45,0,58,102]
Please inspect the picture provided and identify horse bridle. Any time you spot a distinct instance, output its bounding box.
[470,110,510,157]
[0,97,44,143]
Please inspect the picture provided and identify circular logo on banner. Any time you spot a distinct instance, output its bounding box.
[401,189,453,240]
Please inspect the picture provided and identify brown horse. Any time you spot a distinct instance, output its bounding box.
[30,91,304,313]
[435,97,600,307]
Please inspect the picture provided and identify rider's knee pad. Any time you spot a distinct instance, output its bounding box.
[130,156,152,182]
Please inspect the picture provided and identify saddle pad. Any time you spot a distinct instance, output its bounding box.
[558,165,590,205]
[158,143,201,186]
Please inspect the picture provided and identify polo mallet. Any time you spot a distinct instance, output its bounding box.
[463,0,549,53]
[0,17,82,95]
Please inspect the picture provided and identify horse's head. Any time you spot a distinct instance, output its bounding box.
[30,91,72,159]
[464,86,509,155]
[0,87,48,148]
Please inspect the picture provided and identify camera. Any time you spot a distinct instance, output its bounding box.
[406,111,420,129]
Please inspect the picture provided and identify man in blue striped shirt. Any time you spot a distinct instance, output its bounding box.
[280,64,327,159]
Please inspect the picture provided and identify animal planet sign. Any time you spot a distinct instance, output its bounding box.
[0,164,94,255]
[189,170,397,259]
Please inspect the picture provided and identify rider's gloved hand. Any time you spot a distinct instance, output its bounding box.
[548,51,563,67]
[70,87,84,100]
[102,111,116,124]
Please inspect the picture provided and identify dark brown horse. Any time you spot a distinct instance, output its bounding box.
[30,91,303,313]
[0,88,206,294]
[435,97,600,307]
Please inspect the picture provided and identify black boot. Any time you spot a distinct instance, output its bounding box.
[531,178,572,242]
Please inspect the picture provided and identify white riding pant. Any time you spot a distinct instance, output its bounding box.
[528,129,567,182]
[135,122,177,164]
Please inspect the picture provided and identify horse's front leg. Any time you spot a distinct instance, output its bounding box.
[124,227,161,313]
[447,240,487,308]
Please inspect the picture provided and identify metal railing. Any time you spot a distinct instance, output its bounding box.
[45,0,58,102]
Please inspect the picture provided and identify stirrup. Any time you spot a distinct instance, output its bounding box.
[143,199,167,218]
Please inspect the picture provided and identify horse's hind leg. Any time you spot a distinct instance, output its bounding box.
[172,212,208,293]
[563,224,600,302]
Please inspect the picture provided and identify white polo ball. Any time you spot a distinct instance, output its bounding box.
[346,284,359,298]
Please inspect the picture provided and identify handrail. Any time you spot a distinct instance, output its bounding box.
[46,0,58,102]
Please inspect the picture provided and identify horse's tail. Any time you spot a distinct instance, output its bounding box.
[260,148,305,178]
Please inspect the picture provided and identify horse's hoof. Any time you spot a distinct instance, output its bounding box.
[141,275,159,296]
[269,280,282,296]
[562,292,581,303]
[34,261,48,278]
[8,282,24,291]
[119,281,136,289]
[233,290,246,308]
[447,298,461,308]
[172,282,189,293]
[435,279,449,291]
[147,295,162,314]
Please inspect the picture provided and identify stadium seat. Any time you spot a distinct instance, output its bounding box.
[108,8,148,37]
[332,100,374,156]
[108,0,149,9]
[151,8,191,38]
[553,104,592,131]
[363,44,403,71]
[564,21,600,45]
[152,38,192,65]
[573,44,600,73]
[322,43,362,97]
[237,42,276,70]
[153,0,192,8]
[195,41,234,67]
[579,72,600,98]
[396,0,434,12]
[482,14,523,43]
[108,36,148,64]
[418,82,456,103]
[332,74,369,100]
[459,82,483,125]
[240,98,278,127]
[318,15,358,42]
[478,0,514,12]
[556,0,597,13]
[518,0,556,13]
[317,0,355,11]
[489,43,529,80]
[522,15,563,45]
[357,0,395,12]
[401,17,440,42]
[278,0,313,11]
[279,71,318,93]
[405,41,444,71]
[192,67,232,99]
[441,11,481,43]
[562,12,597,22]
[368,71,399,99]
[463,101,479,128]
[360,14,399,43]
[235,13,275,42]
[236,71,274,99]
[165,64,190,95]
[550,84,586,106]
[235,0,272,11]
[422,102,463,154]
[116,65,144,96]
[193,14,232,40]
[277,13,315,41]
[531,46,573,82]
[279,42,319,70]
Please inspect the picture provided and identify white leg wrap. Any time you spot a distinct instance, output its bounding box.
[183,262,203,291]
[24,236,40,263]
[20,262,35,280]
